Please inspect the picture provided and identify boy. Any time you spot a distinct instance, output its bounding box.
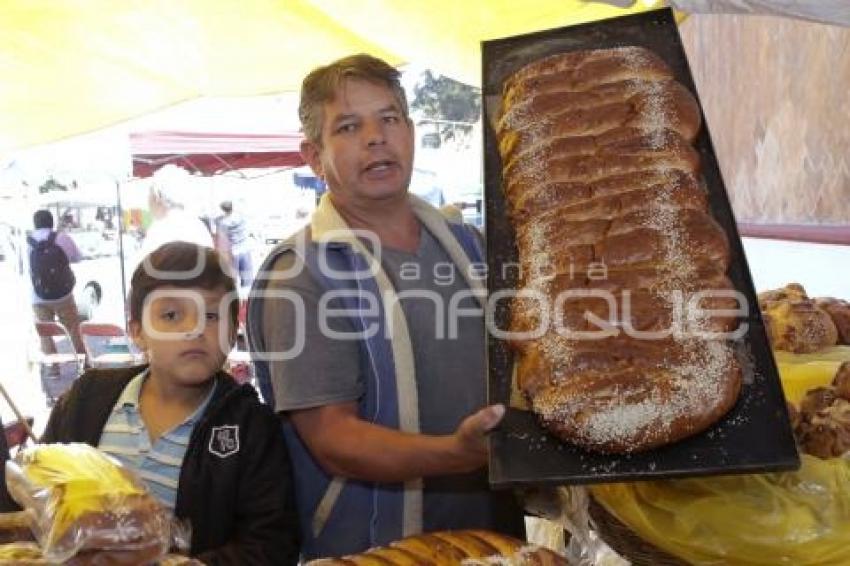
[43,242,299,565]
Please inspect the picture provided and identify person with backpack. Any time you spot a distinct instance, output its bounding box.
[27,209,84,355]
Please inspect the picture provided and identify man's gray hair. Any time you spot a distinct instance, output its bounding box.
[150,164,191,209]
[298,54,409,145]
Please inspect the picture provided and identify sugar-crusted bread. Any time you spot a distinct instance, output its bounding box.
[497,46,742,453]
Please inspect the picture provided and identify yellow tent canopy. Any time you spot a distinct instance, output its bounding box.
[0,0,658,153]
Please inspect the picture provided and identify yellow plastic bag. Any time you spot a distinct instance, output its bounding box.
[5,443,170,564]
[775,345,850,403]
[591,455,850,566]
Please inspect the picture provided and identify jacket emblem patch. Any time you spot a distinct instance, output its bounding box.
[209,425,240,458]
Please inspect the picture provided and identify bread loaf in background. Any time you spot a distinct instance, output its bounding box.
[496,46,742,453]
[307,530,568,565]
[791,362,850,458]
[758,283,840,353]
[815,297,850,345]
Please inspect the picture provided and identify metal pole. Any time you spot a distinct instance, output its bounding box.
[115,180,128,332]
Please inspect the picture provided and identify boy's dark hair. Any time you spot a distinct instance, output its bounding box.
[33,209,54,229]
[220,200,233,214]
[129,242,238,327]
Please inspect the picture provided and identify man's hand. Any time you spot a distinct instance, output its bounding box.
[449,404,506,472]
[289,402,506,482]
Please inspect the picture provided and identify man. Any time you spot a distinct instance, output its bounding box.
[28,209,85,354]
[216,200,254,289]
[248,54,523,560]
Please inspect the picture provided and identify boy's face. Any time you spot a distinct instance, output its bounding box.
[130,285,235,387]
[301,78,414,209]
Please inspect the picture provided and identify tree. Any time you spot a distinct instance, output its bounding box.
[38,176,68,194]
[411,70,480,141]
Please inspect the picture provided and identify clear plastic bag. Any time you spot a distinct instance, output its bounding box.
[5,443,171,564]
[591,455,850,566]
[523,487,628,566]
[0,541,46,565]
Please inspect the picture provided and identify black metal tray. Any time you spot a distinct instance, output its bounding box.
[483,8,800,488]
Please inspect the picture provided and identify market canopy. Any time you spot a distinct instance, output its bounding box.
[130,130,305,177]
[3,1,848,154]
[0,0,657,153]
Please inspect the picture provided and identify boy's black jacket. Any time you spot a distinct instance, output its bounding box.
[42,365,300,566]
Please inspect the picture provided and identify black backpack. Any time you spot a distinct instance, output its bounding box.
[27,232,76,300]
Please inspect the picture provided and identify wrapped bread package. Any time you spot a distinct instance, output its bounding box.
[0,511,35,545]
[0,542,46,565]
[496,45,743,453]
[5,443,170,563]
[307,529,568,565]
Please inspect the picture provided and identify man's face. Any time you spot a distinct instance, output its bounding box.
[130,285,235,388]
[302,78,414,208]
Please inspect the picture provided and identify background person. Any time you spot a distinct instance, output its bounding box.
[138,165,214,261]
[215,200,254,289]
[27,209,84,354]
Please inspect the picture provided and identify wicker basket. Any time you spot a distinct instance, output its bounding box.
[586,496,691,566]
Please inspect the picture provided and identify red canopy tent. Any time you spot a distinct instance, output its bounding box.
[130,130,305,177]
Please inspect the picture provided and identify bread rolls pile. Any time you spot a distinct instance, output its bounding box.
[758,283,850,352]
[815,297,850,345]
[789,362,850,458]
[496,46,742,453]
[308,530,567,565]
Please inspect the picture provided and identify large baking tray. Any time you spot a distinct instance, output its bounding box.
[483,8,800,487]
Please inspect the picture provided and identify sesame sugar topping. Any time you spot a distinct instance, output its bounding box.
[575,340,732,448]
[500,47,735,452]
[639,81,673,149]
[643,176,699,290]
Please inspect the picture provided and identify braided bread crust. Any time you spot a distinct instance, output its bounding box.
[499,46,741,453]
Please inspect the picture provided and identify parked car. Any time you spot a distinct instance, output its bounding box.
[76,255,128,322]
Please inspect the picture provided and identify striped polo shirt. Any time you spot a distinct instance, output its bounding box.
[98,369,216,511]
